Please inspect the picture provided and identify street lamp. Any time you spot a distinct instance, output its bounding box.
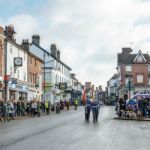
[128,77,131,99]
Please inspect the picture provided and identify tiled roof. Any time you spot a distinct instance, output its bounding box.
[117,53,150,65]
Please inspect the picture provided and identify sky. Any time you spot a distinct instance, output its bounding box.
[1,0,150,90]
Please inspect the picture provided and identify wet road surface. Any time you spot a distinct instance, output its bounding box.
[0,106,150,150]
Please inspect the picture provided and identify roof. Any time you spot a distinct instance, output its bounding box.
[6,39,43,62]
[31,42,72,70]
[117,51,150,65]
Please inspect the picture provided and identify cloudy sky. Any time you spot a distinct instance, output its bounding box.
[0,0,150,89]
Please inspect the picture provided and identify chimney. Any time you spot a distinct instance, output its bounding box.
[22,39,30,51]
[50,44,57,57]
[122,47,132,54]
[4,25,16,41]
[32,34,40,45]
[57,49,60,59]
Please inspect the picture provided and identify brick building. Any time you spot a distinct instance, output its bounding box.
[21,39,43,101]
[116,48,150,97]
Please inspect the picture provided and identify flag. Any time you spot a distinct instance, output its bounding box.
[82,87,86,104]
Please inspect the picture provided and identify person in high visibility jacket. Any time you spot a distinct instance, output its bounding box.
[74,99,78,110]
[45,101,50,114]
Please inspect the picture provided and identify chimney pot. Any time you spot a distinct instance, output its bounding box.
[32,34,40,45]
[22,39,30,51]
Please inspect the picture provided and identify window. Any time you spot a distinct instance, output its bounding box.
[24,52,26,61]
[148,78,150,85]
[30,56,32,64]
[62,66,63,73]
[35,59,37,66]
[56,75,58,83]
[17,70,19,79]
[126,65,132,72]
[137,74,144,83]
[18,49,20,57]
[148,65,150,71]
[10,45,12,53]
[33,74,35,84]
[24,72,26,81]
[10,66,12,76]
[30,73,31,83]
[35,74,37,84]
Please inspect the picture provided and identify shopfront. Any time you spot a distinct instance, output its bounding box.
[0,76,4,99]
[9,81,28,101]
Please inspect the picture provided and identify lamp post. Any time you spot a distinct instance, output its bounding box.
[128,77,131,99]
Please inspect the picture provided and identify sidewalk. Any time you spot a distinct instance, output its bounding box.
[0,106,77,122]
[114,117,150,121]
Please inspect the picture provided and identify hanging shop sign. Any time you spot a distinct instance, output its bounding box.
[59,82,67,90]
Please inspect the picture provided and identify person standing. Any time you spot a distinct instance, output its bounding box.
[45,101,50,115]
[74,99,78,110]
[66,100,70,111]
[91,99,100,122]
[85,98,91,121]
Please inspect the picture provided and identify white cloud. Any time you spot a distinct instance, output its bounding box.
[5,14,39,43]
[2,0,150,89]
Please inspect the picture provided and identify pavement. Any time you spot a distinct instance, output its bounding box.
[114,117,150,121]
[0,106,150,150]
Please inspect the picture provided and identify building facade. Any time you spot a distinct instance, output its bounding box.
[116,48,150,98]
[69,73,82,103]
[21,39,43,101]
[29,35,72,104]
[4,26,28,101]
[0,26,4,99]
[28,53,43,101]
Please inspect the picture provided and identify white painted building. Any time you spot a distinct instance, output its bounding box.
[0,26,4,99]
[29,35,72,104]
[6,39,28,101]
[107,73,118,102]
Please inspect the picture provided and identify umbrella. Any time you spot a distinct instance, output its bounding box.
[126,99,137,105]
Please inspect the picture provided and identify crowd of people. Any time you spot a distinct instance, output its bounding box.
[115,94,150,119]
[0,98,80,122]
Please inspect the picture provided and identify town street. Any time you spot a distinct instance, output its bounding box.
[0,106,150,150]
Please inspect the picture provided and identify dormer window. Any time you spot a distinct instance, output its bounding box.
[134,50,146,63]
